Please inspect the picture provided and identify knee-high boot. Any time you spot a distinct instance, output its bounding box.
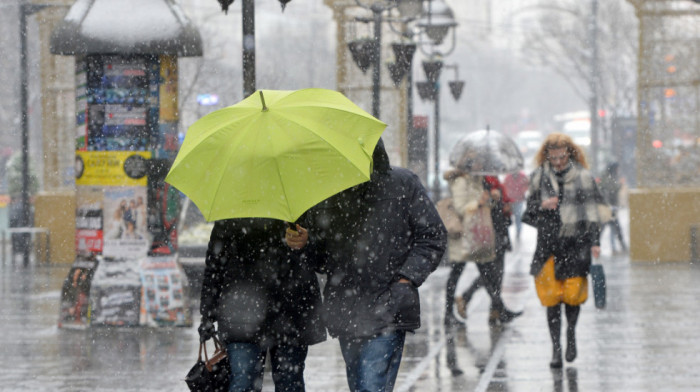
[547,305,562,368]
[565,304,580,362]
[444,263,466,324]
[477,261,521,324]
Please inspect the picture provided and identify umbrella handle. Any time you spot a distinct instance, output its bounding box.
[287,221,297,232]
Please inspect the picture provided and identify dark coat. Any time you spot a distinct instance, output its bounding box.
[302,141,447,338]
[200,218,326,348]
[527,166,600,280]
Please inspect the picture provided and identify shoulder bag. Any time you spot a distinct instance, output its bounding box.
[463,204,496,263]
[590,263,606,309]
[436,197,463,238]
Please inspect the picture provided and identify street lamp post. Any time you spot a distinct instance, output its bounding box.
[346,0,396,119]
[413,0,460,201]
[242,0,256,98]
[217,0,292,98]
[347,0,423,119]
[588,0,600,174]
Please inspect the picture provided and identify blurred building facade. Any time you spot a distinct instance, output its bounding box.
[628,0,700,262]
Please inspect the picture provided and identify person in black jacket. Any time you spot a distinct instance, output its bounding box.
[287,140,447,392]
[525,133,605,368]
[198,218,325,392]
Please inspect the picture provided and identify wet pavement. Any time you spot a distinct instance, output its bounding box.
[2,208,700,391]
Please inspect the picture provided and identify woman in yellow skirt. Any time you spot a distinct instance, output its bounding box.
[524,133,607,368]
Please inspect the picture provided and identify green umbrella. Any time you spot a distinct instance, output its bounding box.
[165,88,386,223]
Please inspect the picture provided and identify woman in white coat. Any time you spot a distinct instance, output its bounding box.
[443,168,522,326]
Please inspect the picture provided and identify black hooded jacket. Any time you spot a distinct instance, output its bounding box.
[200,218,326,348]
[302,140,447,338]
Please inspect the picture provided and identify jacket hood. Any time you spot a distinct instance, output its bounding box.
[372,138,391,175]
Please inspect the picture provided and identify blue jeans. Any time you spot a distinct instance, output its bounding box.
[339,331,406,392]
[512,200,524,238]
[226,342,308,392]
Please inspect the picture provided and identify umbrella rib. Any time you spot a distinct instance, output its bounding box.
[174,109,260,170]
[273,109,378,175]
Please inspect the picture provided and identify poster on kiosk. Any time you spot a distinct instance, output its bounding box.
[59,55,192,329]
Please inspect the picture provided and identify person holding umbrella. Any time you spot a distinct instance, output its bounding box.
[198,218,326,392]
[286,140,447,392]
[451,174,518,326]
[166,89,389,391]
[443,129,524,326]
[443,168,522,327]
[503,170,529,241]
[524,133,607,368]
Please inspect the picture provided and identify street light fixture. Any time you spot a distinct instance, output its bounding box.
[412,0,461,200]
[416,0,457,45]
[347,0,421,119]
[387,42,417,86]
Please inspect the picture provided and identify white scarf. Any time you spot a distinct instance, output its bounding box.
[531,162,606,238]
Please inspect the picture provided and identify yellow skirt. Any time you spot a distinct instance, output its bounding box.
[534,256,588,307]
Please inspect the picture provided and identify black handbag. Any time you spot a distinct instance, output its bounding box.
[521,202,539,227]
[590,264,606,309]
[185,336,231,392]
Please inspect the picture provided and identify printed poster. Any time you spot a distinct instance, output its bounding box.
[89,257,142,327]
[76,60,88,150]
[102,187,149,258]
[76,186,104,254]
[75,150,150,187]
[159,55,178,122]
[58,260,97,328]
[139,256,191,327]
[86,56,151,151]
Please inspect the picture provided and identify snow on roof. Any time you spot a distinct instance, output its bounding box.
[51,0,202,57]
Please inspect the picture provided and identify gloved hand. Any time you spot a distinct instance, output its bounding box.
[198,319,216,342]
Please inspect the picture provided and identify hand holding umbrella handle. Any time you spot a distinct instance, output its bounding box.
[285,224,308,250]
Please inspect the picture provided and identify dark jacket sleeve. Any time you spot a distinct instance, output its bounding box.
[199,221,229,323]
[397,174,448,286]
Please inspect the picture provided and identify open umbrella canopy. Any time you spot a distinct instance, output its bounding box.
[166,88,386,222]
[449,129,524,175]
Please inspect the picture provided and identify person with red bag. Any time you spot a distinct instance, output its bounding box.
[452,174,522,326]
[504,170,529,241]
[443,169,522,327]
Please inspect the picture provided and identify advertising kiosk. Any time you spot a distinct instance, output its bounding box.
[50,0,202,328]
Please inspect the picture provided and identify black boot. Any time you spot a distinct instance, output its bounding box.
[566,329,577,362]
[564,305,580,362]
[547,305,562,368]
[550,344,563,368]
[498,308,523,324]
[488,308,500,326]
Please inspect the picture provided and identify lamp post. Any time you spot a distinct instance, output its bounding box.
[347,1,393,119]
[216,0,293,98]
[347,0,423,119]
[588,0,600,174]
[413,0,460,201]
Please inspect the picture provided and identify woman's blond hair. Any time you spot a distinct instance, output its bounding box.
[534,132,589,169]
